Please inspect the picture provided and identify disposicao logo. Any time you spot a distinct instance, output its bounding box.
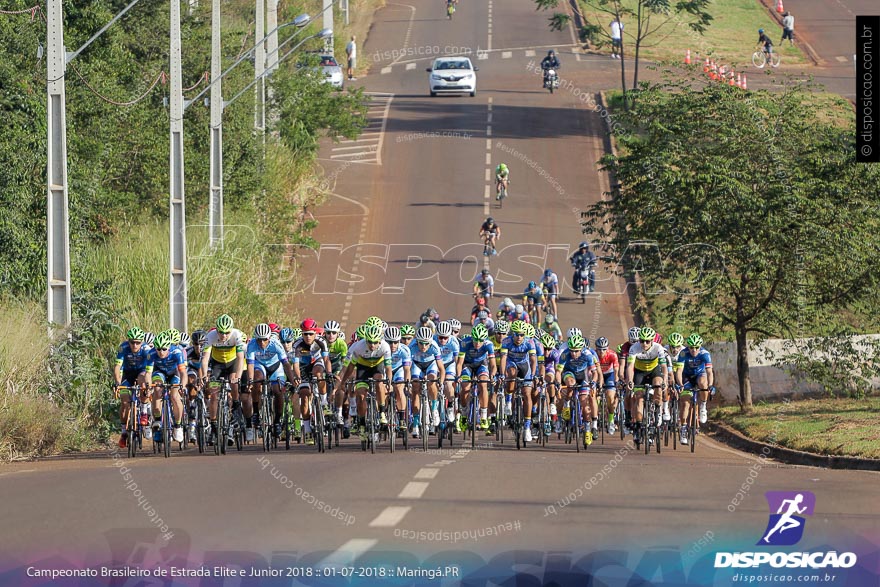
[714,490,858,570]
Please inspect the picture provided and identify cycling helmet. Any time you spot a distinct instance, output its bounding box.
[420,315,431,325]
[476,297,486,307]
[544,268,552,277]
[595,336,609,350]
[437,321,453,337]
[638,326,656,342]
[481,268,490,276]
[494,320,510,334]
[628,326,641,344]
[510,320,527,335]
[524,324,536,338]
[567,327,582,338]
[323,320,340,333]
[314,326,324,336]
[486,217,494,225]
[579,241,589,249]
[169,328,183,345]
[254,323,271,339]
[758,28,764,34]
[502,297,514,308]
[528,281,537,289]
[548,49,556,56]
[477,310,489,320]
[449,318,462,331]
[280,327,295,343]
[668,332,684,347]
[380,321,388,334]
[300,318,318,333]
[153,332,172,350]
[471,323,489,341]
[567,334,586,350]
[416,327,434,343]
[544,314,555,324]
[126,327,145,341]
[400,324,416,337]
[363,324,383,343]
[191,330,206,345]
[365,316,383,329]
[179,332,191,346]
[354,324,366,339]
[384,326,401,342]
[291,327,302,340]
[268,323,280,334]
[686,333,704,348]
[541,332,556,349]
[498,163,508,172]
[142,332,155,347]
[216,314,234,333]
[515,304,524,314]
[535,327,546,338]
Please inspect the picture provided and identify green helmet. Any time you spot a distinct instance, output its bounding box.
[400,324,415,337]
[567,334,586,350]
[216,314,234,333]
[471,324,489,341]
[291,327,303,340]
[167,328,182,345]
[154,332,172,350]
[616,343,623,354]
[510,320,527,335]
[686,333,704,348]
[668,332,685,347]
[639,326,656,342]
[363,324,383,343]
[126,327,145,341]
[355,325,366,340]
[497,163,508,172]
[541,332,556,349]
[524,323,536,338]
[365,316,383,329]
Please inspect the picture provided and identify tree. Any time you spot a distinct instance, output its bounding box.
[534,0,712,102]
[581,72,880,409]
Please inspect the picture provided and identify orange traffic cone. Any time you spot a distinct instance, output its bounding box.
[703,57,710,73]
[719,65,726,82]
[729,72,736,86]
[685,49,691,65]
[736,72,742,88]
[709,61,717,80]
[776,0,783,13]
[742,74,748,90]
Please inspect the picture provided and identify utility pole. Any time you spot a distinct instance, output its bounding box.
[170,0,188,331]
[323,0,334,54]
[267,0,278,71]
[255,0,266,134]
[46,0,71,331]
[209,0,223,250]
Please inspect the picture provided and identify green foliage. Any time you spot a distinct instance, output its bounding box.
[773,336,880,399]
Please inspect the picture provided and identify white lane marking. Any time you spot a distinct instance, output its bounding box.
[0,469,36,477]
[375,94,393,166]
[381,66,392,74]
[566,3,582,61]
[478,52,489,60]
[388,3,417,65]
[485,168,491,181]
[485,152,491,165]
[484,184,491,199]
[369,506,412,527]
[438,459,456,465]
[486,139,492,150]
[319,539,377,567]
[484,202,490,214]
[414,468,440,479]
[487,114,493,124]
[486,126,492,137]
[836,55,849,62]
[488,34,493,51]
[525,49,535,57]
[502,51,512,59]
[398,481,430,499]
[406,62,416,70]
[451,453,466,459]
[332,144,379,152]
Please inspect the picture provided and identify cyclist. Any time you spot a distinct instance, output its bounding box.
[291,318,332,445]
[183,330,206,442]
[499,320,538,442]
[145,331,187,444]
[496,297,516,321]
[595,337,620,435]
[624,326,669,445]
[480,217,501,256]
[511,303,531,324]
[449,318,462,339]
[522,281,545,324]
[323,320,349,428]
[471,296,488,323]
[495,163,510,200]
[338,323,392,440]
[384,326,412,435]
[664,332,686,423]
[756,28,774,61]
[472,309,495,332]
[113,327,149,448]
[541,268,559,317]
[569,241,597,294]
[617,326,640,433]
[539,332,562,433]
[474,268,494,300]
[200,314,246,445]
[674,333,714,443]
[541,49,561,86]
[542,313,563,342]
[556,334,599,444]
[435,321,461,425]
[407,326,446,437]
[456,323,496,432]
[246,323,297,441]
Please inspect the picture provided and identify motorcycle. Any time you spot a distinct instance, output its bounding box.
[573,262,595,303]
[543,68,559,93]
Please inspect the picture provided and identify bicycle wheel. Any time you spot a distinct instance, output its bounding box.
[514,395,523,450]
[644,404,651,455]
[573,397,581,453]
[312,394,325,453]
[769,52,780,68]
[195,399,205,454]
[420,394,429,452]
[127,401,138,458]
[618,399,626,440]
[470,395,477,449]
[598,394,605,445]
[163,400,172,458]
[368,397,377,454]
[752,51,766,68]
[689,400,697,453]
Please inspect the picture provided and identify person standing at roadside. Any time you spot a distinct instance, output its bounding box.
[610,17,624,59]
[346,35,357,81]
[781,12,794,46]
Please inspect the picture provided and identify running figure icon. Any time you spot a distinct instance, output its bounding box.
[758,491,816,546]
[762,494,808,544]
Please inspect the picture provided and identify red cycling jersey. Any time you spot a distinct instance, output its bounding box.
[596,349,619,375]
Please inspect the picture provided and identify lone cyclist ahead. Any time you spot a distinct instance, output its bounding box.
[495,163,509,200]
[756,28,773,59]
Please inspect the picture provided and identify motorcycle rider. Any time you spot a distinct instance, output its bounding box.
[541,50,561,87]
[569,241,596,294]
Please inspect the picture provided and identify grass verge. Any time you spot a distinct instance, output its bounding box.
[713,397,880,459]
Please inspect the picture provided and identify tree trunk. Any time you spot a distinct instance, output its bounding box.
[619,40,627,110]
[735,323,753,411]
[632,1,641,89]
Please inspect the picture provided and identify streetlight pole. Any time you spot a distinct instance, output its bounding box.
[169,0,188,331]
[255,0,265,135]
[209,0,223,250]
[267,0,279,72]
[323,0,334,54]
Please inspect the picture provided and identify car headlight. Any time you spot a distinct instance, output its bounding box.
[431,74,442,81]
[464,74,474,79]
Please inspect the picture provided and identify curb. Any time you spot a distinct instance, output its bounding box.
[707,421,880,471]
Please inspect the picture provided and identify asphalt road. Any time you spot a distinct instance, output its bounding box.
[1,0,876,584]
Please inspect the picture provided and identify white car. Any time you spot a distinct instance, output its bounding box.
[318,55,344,89]
[426,57,478,97]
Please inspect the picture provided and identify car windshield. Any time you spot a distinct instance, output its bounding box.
[436,60,470,71]
[320,56,338,66]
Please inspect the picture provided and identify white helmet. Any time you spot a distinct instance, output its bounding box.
[437,321,453,337]
[567,327,582,338]
[384,326,401,342]
[515,304,524,314]
[544,314,555,324]
[449,318,462,331]
[254,323,271,339]
[628,326,641,344]
[323,320,340,333]
[503,297,514,309]
[416,327,433,343]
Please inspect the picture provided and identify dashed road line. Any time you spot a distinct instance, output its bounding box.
[369,506,412,527]
[502,51,512,59]
[414,468,440,480]
[525,49,535,57]
[398,481,430,499]
[388,3,416,66]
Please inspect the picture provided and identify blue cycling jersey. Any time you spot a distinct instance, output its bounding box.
[146,347,186,375]
[409,340,443,364]
[558,349,597,374]
[676,348,713,376]
[501,338,536,365]
[116,341,149,371]
[185,346,202,371]
[246,338,289,368]
[434,335,461,365]
[390,344,412,371]
[458,337,496,365]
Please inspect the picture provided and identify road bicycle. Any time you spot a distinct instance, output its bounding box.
[752,48,780,68]
[493,377,506,443]
[496,177,509,207]
[151,383,183,458]
[641,384,662,455]
[439,377,458,449]
[533,380,551,447]
[187,383,210,454]
[116,385,145,458]
[256,380,276,452]
[482,231,497,256]
[355,378,388,453]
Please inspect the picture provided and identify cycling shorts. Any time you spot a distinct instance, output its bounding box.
[562,370,591,391]
[121,369,144,389]
[505,362,532,381]
[601,371,616,389]
[209,358,238,380]
[392,365,407,383]
[151,370,181,386]
[255,361,286,382]
[355,364,383,383]
[681,374,704,395]
[461,363,489,381]
[411,360,439,379]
